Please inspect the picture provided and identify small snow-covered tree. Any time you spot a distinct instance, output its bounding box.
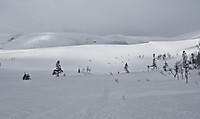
[124,63,129,73]
[182,51,188,66]
[167,53,171,59]
[190,53,196,69]
[157,54,162,60]
[184,61,189,84]
[147,54,157,71]
[174,61,179,79]
[86,66,91,74]
[173,61,183,80]
[52,60,63,77]
[163,61,169,71]
[162,53,166,60]
[152,54,157,70]
[22,73,31,80]
[196,41,200,72]
[196,51,200,72]
[181,51,190,83]
[78,68,81,73]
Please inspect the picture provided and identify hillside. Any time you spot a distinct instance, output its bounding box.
[1,32,199,50]
[0,34,200,119]
[0,38,199,73]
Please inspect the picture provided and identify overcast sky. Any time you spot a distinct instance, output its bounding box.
[0,0,200,37]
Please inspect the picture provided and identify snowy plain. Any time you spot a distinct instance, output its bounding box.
[0,32,200,119]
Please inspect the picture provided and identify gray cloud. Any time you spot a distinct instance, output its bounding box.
[0,0,200,37]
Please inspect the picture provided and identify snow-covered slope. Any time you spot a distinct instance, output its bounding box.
[175,30,200,40]
[0,69,200,119]
[0,36,200,119]
[0,38,199,74]
[0,32,147,49]
[1,31,199,50]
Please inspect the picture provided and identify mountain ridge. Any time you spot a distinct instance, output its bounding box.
[0,31,200,50]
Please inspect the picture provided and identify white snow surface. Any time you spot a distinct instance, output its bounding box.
[0,34,200,119]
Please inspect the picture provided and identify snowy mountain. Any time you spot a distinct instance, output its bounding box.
[0,32,151,49]
[1,31,199,50]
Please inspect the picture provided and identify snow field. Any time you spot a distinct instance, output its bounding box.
[0,69,200,119]
[0,38,200,119]
[0,38,199,74]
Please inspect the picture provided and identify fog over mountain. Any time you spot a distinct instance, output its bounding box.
[0,0,200,37]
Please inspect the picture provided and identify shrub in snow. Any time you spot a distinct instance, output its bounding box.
[86,66,91,74]
[78,68,81,73]
[80,66,91,75]
[162,53,166,60]
[167,53,171,59]
[22,73,31,80]
[157,54,162,60]
[163,61,169,71]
